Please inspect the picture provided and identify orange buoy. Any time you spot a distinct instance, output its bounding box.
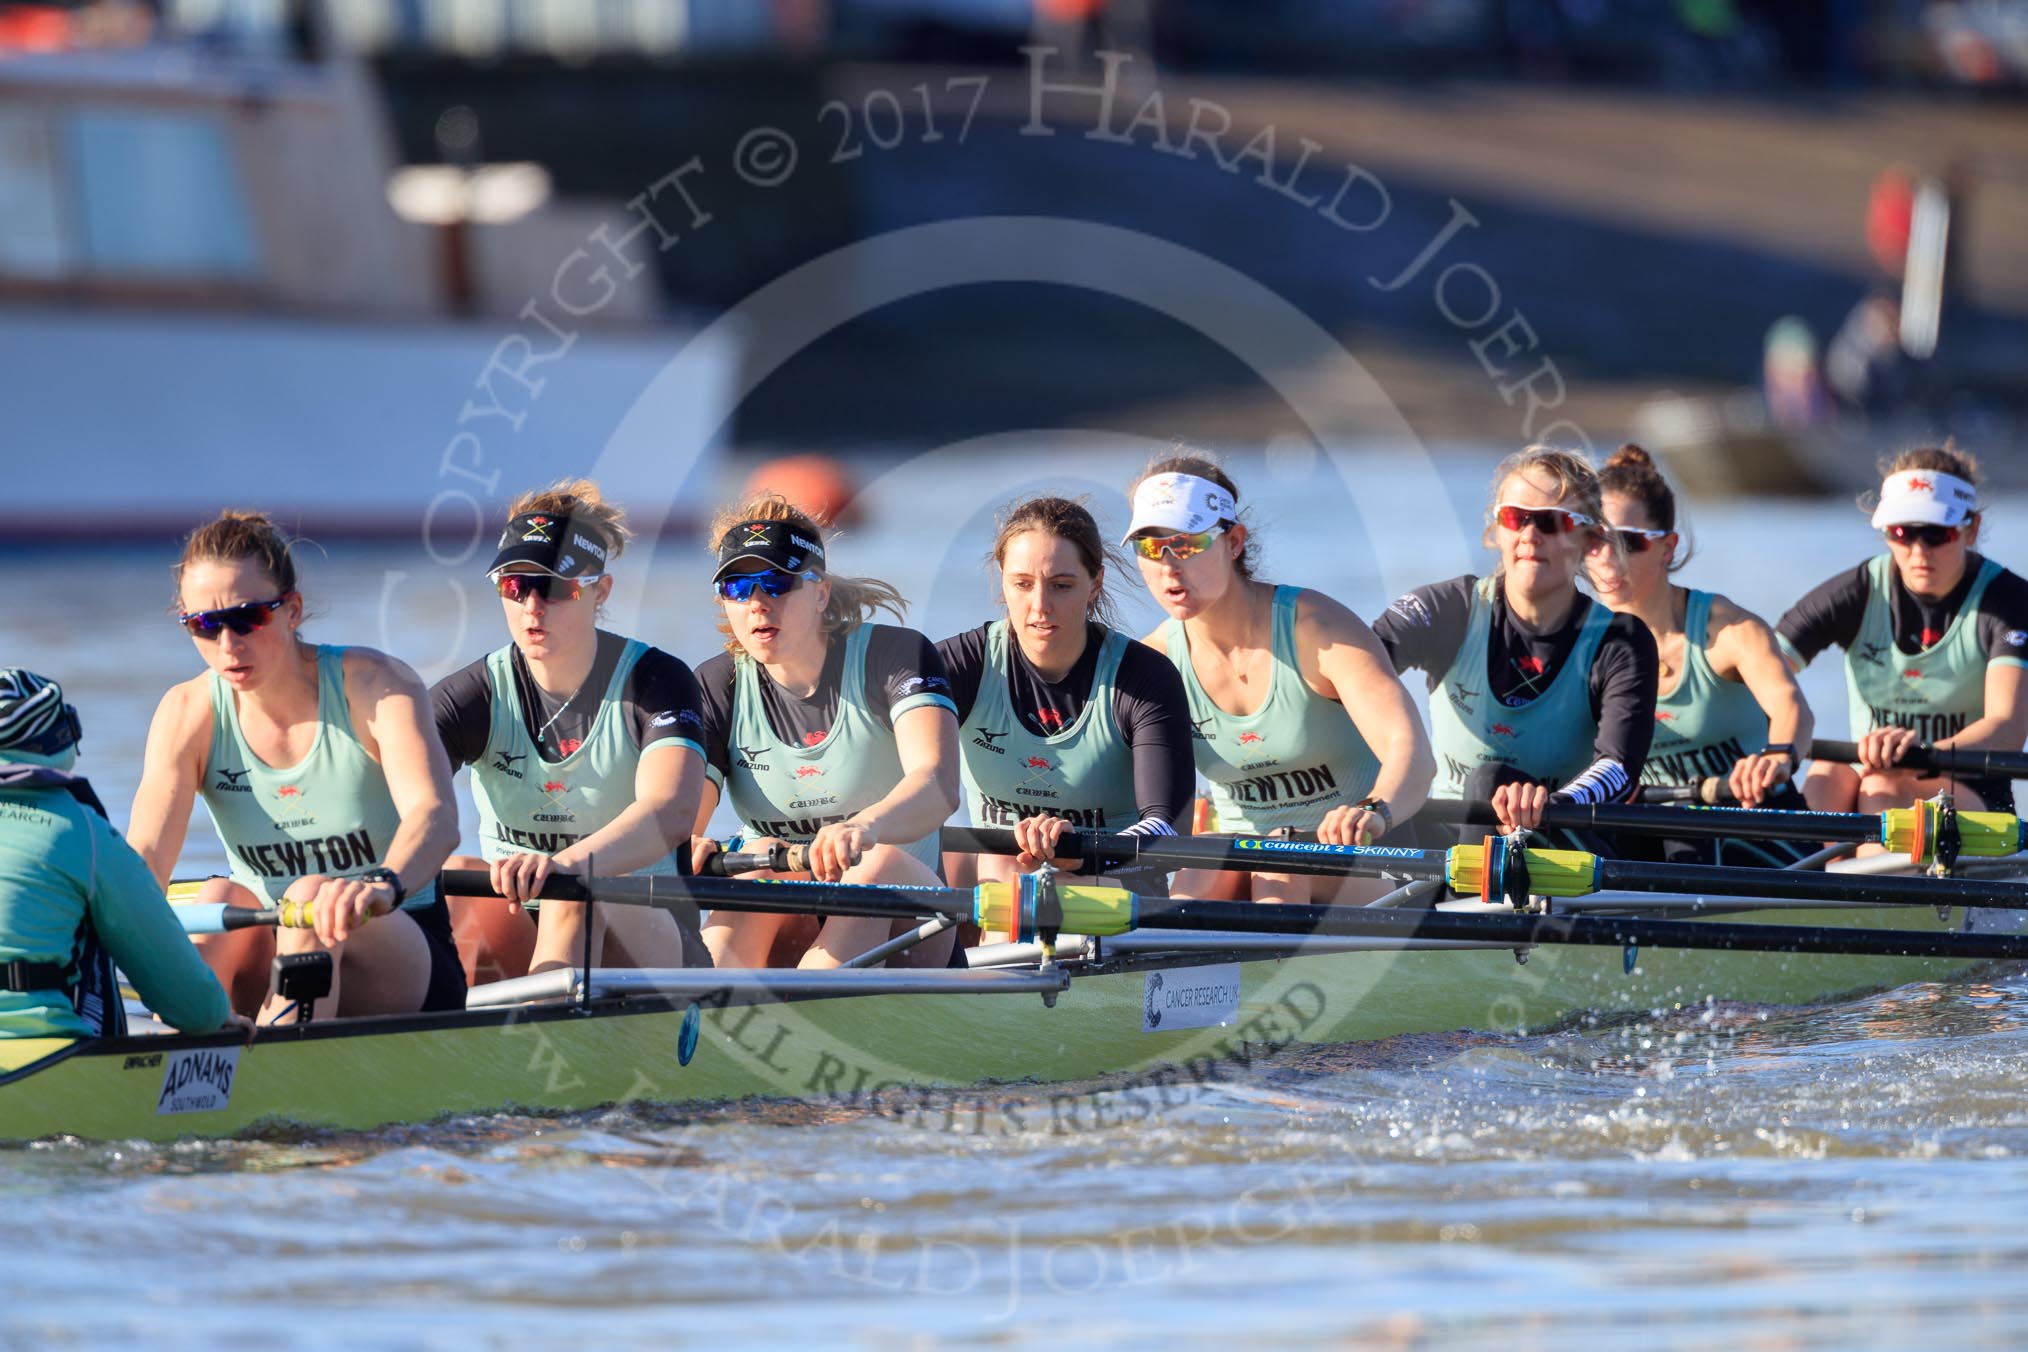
[743,454,859,529]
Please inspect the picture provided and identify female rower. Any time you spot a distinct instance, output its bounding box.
[1779,445,2028,815]
[937,496,1193,913]
[0,670,240,1042]
[431,482,710,981]
[1374,445,1659,838]
[1129,453,1434,903]
[129,511,465,1021]
[1586,446,1816,865]
[691,496,962,968]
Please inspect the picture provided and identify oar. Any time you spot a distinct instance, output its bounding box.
[179,859,2028,966]
[176,867,978,934]
[942,826,2028,912]
[1416,797,2026,861]
[167,842,811,925]
[1635,779,1739,806]
[1814,738,2028,781]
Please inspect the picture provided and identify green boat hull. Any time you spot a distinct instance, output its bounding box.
[0,901,2004,1143]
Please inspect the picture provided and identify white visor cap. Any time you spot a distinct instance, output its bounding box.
[1870,469,1978,529]
[1122,472,1237,543]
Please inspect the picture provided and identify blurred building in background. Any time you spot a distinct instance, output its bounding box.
[1,0,2023,536]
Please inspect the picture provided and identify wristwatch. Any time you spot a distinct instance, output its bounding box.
[358,866,407,907]
[1757,743,1799,770]
[1353,796,1394,831]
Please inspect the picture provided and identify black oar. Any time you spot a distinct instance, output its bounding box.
[1418,796,1885,846]
[943,826,2028,911]
[177,867,975,934]
[187,861,2028,964]
[1814,738,2028,781]
[1420,797,2027,861]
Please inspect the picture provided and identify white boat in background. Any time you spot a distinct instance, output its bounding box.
[0,12,740,538]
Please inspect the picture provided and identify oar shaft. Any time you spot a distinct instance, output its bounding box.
[938,826,1450,881]
[1141,904,2028,963]
[1813,738,2028,780]
[436,868,971,922]
[1594,857,2026,909]
[1420,797,1884,845]
[946,825,2028,910]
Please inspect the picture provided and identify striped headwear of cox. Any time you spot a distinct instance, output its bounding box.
[0,669,83,767]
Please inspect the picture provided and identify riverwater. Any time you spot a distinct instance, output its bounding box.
[6,443,2027,1346]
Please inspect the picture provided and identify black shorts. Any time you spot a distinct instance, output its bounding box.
[406,896,470,1013]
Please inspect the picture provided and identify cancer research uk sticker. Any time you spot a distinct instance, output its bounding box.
[156,1045,241,1116]
[1142,964,1242,1033]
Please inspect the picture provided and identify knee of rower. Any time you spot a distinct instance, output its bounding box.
[190,876,263,908]
[280,873,336,904]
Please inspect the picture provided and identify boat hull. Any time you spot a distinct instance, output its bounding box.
[0,901,2004,1143]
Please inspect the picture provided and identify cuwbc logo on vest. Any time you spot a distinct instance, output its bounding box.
[1237,732,1263,746]
[794,765,823,779]
[535,779,576,823]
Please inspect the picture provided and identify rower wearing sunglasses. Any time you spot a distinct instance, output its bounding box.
[1586,446,1817,866]
[129,511,465,1021]
[429,482,710,982]
[1129,454,1434,905]
[691,497,962,968]
[1375,446,1659,840]
[935,496,1193,920]
[1778,445,2028,817]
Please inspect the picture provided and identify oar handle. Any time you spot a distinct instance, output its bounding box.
[942,825,1131,873]
[1812,738,2028,780]
[1634,778,1738,806]
[701,842,809,876]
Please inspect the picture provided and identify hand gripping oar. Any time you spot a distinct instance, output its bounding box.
[1812,738,2028,782]
[173,867,1142,949]
[942,826,2028,912]
[1418,797,2026,869]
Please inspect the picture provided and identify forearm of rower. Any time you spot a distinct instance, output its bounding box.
[378,800,460,902]
[1364,723,1434,823]
[553,746,703,875]
[847,766,956,848]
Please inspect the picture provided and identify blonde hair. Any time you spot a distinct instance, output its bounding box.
[172,509,300,609]
[1485,443,1613,562]
[708,493,906,651]
[1126,445,1257,579]
[506,478,634,561]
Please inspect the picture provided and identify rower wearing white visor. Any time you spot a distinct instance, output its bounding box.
[1129,452,1433,904]
[1780,445,2028,816]
[432,481,711,980]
